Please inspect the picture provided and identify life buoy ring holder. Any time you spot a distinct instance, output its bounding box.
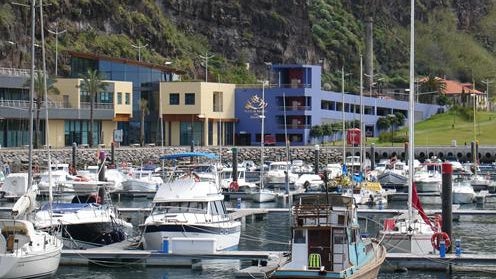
[431,231,451,250]
[229,181,239,192]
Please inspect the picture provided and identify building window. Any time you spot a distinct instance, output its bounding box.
[80,90,90,103]
[99,92,113,104]
[169,93,179,105]
[185,93,195,105]
[213,91,223,112]
[125,93,130,104]
[117,92,122,104]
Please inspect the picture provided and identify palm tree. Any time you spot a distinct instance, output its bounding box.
[139,97,150,146]
[25,71,60,149]
[79,69,106,147]
[419,75,446,104]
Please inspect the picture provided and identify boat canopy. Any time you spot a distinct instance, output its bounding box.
[160,152,218,160]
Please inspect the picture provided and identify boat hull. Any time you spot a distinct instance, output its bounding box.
[272,242,386,279]
[143,223,241,251]
[453,192,475,204]
[0,244,61,279]
[251,190,276,203]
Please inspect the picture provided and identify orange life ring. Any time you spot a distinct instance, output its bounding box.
[229,181,239,191]
[431,231,451,250]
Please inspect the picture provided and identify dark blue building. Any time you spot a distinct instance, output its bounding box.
[235,64,442,146]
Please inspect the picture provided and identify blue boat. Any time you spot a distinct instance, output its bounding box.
[271,194,386,278]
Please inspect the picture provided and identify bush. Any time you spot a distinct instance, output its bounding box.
[378,132,408,143]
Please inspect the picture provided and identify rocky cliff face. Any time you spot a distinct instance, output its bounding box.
[159,0,319,67]
[0,0,494,83]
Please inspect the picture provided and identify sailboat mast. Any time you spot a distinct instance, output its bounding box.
[283,93,290,194]
[341,66,346,165]
[408,0,415,222]
[40,0,54,208]
[260,81,265,190]
[359,55,364,175]
[27,0,36,190]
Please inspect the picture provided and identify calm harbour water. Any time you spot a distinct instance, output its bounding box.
[2,197,496,279]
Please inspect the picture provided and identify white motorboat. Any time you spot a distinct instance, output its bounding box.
[264,161,299,184]
[452,180,475,204]
[471,174,491,192]
[413,163,442,193]
[343,182,388,205]
[122,169,163,198]
[38,163,72,192]
[0,173,35,201]
[34,191,132,249]
[294,173,323,192]
[220,167,257,193]
[141,152,241,252]
[0,219,62,279]
[251,188,277,203]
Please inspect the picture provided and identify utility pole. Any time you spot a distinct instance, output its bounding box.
[199,51,214,82]
[47,24,66,77]
[131,42,148,62]
[482,79,494,111]
[338,67,351,165]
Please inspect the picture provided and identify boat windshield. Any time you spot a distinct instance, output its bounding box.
[154,202,208,214]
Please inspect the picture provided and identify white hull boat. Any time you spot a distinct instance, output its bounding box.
[142,152,241,252]
[452,181,475,204]
[0,219,62,279]
[251,188,277,203]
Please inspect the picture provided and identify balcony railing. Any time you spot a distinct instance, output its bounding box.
[80,102,113,109]
[277,124,311,129]
[278,105,311,111]
[0,67,32,77]
[0,99,113,110]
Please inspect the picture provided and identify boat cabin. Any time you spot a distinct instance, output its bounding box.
[277,194,378,277]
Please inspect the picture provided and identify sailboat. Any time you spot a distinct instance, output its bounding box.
[251,80,277,203]
[0,3,63,276]
[379,0,447,255]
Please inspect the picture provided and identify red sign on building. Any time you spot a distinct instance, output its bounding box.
[346,128,361,145]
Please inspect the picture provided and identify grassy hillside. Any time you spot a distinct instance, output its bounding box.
[413,110,496,146]
[368,110,496,146]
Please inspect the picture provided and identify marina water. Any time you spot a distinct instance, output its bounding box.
[2,197,495,278]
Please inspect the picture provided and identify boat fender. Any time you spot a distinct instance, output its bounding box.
[192,173,200,182]
[431,231,451,250]
[229,181,239,191]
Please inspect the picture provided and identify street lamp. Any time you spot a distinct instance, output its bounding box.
[6,41,15,68]
[131,42,148,62]
[314,144,320,174]
[47,25,66,77]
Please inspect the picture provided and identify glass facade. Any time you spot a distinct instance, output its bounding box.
[0,119,30,147]
[70,56,176,145]
[179,121,203,146]
[64,120,101,146]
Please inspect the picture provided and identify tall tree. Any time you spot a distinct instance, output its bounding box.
[309,125,323,143]
[25,71,60,149]
[419,75,446,104]
[79,69,106,147]
[139,97,149,146]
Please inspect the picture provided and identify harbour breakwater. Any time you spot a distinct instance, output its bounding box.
[1,145,495,172]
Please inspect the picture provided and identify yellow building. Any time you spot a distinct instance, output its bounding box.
[159,82,236,146]
[47,78,133,147]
